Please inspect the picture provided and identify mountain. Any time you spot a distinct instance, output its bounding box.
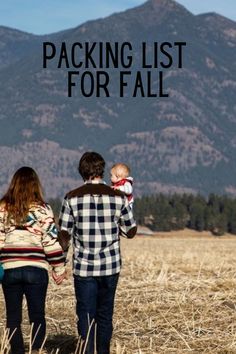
[0,0,236,198]
[0,26,42,69]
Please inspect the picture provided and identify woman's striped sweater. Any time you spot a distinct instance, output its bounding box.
[0,203,65,275]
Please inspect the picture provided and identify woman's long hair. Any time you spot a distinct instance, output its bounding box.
[0,166,45,224]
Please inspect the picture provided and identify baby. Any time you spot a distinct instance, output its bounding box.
[110,163,134,207]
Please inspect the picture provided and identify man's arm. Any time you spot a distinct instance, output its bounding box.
[58,230,71,251]
[58,197,74,251]
[119,225,137,238]
[119,197,137,239]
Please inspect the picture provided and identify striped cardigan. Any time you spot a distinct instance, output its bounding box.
[0,203,65,275]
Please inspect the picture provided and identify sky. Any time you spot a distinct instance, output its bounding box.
[0,0,235,35]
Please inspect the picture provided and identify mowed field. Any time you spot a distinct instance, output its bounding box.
[1,230,236,353]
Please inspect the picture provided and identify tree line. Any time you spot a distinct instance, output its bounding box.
[134,193,236,236]
[49,193,236,236]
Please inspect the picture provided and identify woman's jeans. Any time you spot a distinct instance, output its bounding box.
[74,273,119,354]
[2,266,48,354]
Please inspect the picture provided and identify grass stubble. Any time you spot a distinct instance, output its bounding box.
[1,230,236,353]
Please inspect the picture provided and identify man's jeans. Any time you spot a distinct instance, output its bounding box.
[74,273,119,354]
[2,266,48,354]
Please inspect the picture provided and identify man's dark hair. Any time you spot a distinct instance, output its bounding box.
[78,152,105,181]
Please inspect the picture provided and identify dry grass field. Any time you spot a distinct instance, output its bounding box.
[1,230,236,353]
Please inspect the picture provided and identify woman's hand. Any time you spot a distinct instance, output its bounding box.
[52,270,68,285]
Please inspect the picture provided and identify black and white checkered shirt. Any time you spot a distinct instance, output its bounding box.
[59,181,137,277]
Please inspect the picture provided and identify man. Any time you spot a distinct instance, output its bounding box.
[58,152,137,354]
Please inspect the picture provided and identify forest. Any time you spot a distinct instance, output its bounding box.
[49,193,236,236]
[134,193,236,235]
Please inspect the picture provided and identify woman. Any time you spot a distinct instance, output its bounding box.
[0,166,66,354]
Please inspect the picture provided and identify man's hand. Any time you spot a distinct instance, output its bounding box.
[52,270,68,285]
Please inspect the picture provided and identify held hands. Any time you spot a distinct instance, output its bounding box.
[52,270,68,285]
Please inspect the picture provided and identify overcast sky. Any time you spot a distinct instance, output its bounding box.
[0,0,235,35]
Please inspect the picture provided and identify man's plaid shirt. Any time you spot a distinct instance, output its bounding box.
[59,181,137,277]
